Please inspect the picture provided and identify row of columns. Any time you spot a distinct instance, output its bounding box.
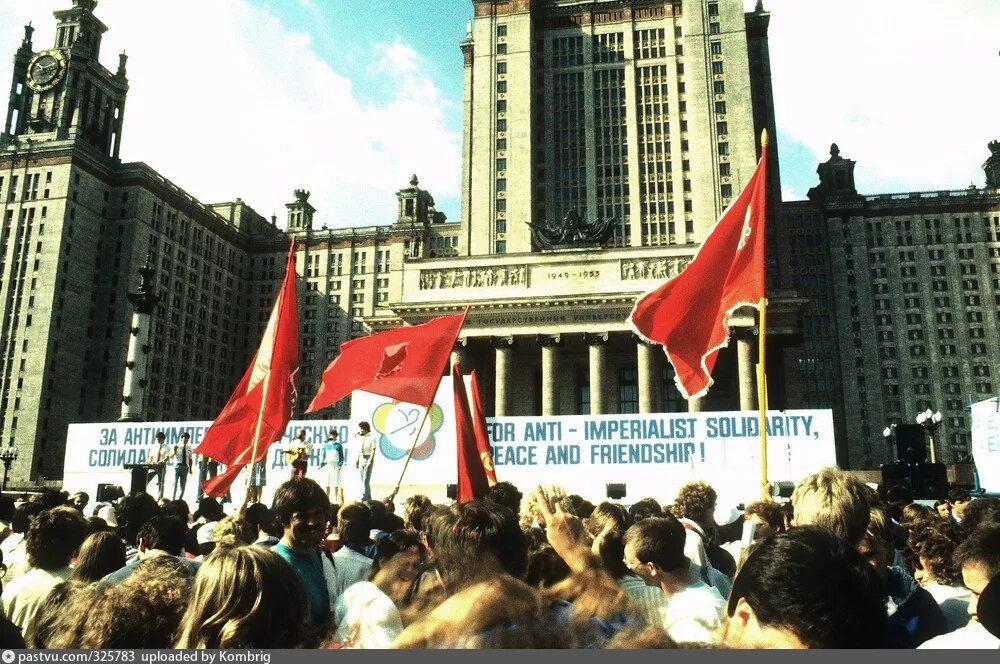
[452,333,734,417]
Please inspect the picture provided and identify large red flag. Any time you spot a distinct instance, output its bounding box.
[629,134,769,400]
[195,239,300,498]
[306,310,467,413]
[454,364,496,502]
[469,370,497,487]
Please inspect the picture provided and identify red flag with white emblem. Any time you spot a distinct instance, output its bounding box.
[195,239,300,498]
[629,134,769,400]
[306,310,468,412]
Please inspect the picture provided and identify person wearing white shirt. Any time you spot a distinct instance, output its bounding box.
[911,525,972,632]
[623,515,725,645]
[920,525,1000,649]
[352,423,376,502]
[333,502,374,597]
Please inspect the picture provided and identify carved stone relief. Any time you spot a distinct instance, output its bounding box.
[620,257,692,282]
[419,265,529,290]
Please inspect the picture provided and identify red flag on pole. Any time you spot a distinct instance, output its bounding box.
[454,364,496,502]
[469,370,497,487]
[195,239,300,498]
[629,132,770,400]
[306,310,468,413]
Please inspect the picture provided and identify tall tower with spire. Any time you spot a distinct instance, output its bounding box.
[2,0,128,160]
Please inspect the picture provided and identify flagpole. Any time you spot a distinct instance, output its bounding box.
[246,370,271,493]
[758,296,769,498]
[388,406,433,501]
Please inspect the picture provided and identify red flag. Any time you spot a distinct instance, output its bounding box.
[469,370,497,487]
[629,135,769,400]
[195,239,300,498]
[307,310,467,413]
[453,364,493,502]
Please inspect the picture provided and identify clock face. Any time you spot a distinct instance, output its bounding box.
[27,51,66,92]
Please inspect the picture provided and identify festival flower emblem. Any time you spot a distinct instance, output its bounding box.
[372,401,445,461]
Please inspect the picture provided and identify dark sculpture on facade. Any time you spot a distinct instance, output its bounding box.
[528,210,617,250]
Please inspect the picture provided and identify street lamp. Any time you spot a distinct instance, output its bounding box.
[0,447,18,492]
[915,408,943,464]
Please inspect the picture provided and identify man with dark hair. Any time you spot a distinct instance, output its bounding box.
[627,497,662,524]
[334,502,374,595]
[723,526,887,648]
[857,508,945,647]
[271,477,338,627]
[920,525,1000,648]
[118,493,161,561]
[948,488,972,521]
[149,431,169,501]
[100,515,199,584]
[557,494,595,519]
[432,500,528,593]
[2,501,44,581]
[352,423,375,501]
[1,507,87,633]
[623,515,726,644]
[403,494,433,533]
[485,481,522,518]
[171,432,193,501]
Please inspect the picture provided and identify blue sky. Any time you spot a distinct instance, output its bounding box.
[1,0,998,227]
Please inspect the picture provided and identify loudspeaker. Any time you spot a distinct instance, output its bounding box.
[894,424,927,464]
[446,484,457,500]
[881,463,911,492]
[606,483,626,500]
[96,484,124,503]
[912,463,948,501]
[770,481,795,500]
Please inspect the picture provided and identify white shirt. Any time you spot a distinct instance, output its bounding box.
[922,582,971,632]
[1,567,72,633]
[333,581,403,648]
[353,433,375,466]
[333,546,373,597]
[662,580,726,645]
[919,621,999,649]
[679,518,710,568]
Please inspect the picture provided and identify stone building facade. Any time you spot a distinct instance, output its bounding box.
[787,143,1000,468]
[1,0,801,485]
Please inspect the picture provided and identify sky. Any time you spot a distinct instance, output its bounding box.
[0,0,998,228]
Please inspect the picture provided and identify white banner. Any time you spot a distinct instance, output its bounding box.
[65,379,837,510]
[63,420,349,508]
[970,397,1000,493]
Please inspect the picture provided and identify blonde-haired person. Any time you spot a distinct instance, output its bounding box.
[211,515,256,554]
[176,546,321,649]
[790,467,871,546]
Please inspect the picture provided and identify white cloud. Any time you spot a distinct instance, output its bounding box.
[747,0,1000,196]
[0,0,461,228]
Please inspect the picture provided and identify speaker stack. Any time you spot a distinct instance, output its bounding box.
[881,424,948,500]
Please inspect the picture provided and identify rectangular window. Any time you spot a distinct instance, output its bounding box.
[715,101,727,114]
[497,80,507,94]
[495,240,507,254]
[719,163,730,177]
[496,158,506,172]
[496,198,507,212]
[721,184,732,198]
[497,25,507,37]
[716,121,728,135]
[496,100,507,113]
[717,142,729,156]
[709,23,721,35]
[496,179,507,192]
[618,368,639,414]
[496,138,507,151]
[713,81,726,94]
[712,61,724,75]
[710,41,723,55]
[497,61,507,75]
[496,43,507,55]
[497,119,507,132]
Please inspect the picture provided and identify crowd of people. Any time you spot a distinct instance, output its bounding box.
[0,469,996,649]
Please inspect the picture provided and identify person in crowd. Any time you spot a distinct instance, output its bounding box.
[333,529,429,647]
[195,522,218,558]
[524,545,571,589]
[956,497,1000,539]
[245,503,281,547]
[670,481,734,577]
[934,500,952,520]
[52,556,194,648]
[2,501,43,580]
[353,422,376,502]
[920,525,1000,649]
[947,488,973,522]
[403,495,433,533]
[432,500,528,594]
[271,477,339,628]
[1,506,87,633]
[171,432,194,501]
[0,495,14,540]
[95,504,120,531]
[176,546,320,649]
[790,467,871,546]
[908,521,971,631]
[196,453,220,504]
[558,495,595,519]
[211,515,256,554]
[900,503,936,530]
[334,502,375,595]
[622,515,726,645]
[23,580,83,648]
[70,531,127,583]
[723,500,786,564]
[627,497,663,524]
[722,526,886,648]
[67,492,89,514]
[322,427,345,504]
[118,493,160,562]
[101,515,200,584]
[485,482,523,521]
[857,508,945,647]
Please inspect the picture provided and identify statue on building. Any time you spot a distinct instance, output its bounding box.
[527,210,618,250]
